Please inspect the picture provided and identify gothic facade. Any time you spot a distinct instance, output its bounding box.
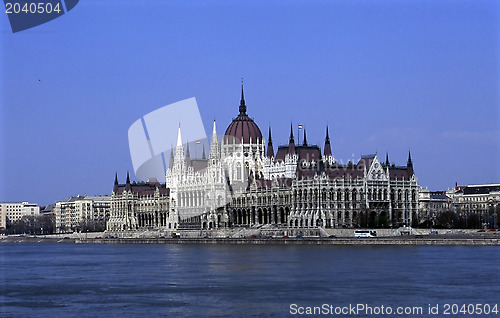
[108,86,419,232]
[168,86,419,230]
[107,173,171,231]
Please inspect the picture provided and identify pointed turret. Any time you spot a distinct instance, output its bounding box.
[174,125,185,163]
[125,172,131,191]
[267,127,274,158]
[239,79,247,115]
[209,120,220,160]
[407,150,414,176]
[288,122,295,155]
[386,152,390,166]
[202,144,206,160]
[176,124,182,147]
[323,126,332,157]
[303,129,308,146]
[113,173,118,192]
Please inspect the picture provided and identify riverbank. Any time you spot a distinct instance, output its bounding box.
[2,234,499,245]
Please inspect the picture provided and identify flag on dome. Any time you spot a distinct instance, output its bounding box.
[298,124,303,129]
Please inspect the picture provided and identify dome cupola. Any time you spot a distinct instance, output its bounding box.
[224,83,262,144]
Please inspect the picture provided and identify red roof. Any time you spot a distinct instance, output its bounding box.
[113,181,170,196]
[224,114,262,144]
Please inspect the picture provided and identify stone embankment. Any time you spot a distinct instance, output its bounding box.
[2,234,499,245]
[3,227,499,245]
[76,236,500,245]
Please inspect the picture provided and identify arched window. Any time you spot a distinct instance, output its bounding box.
[236,162,242,181]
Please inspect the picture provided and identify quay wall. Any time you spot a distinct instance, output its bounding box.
[75,237,500,246]
[2,235,499,245]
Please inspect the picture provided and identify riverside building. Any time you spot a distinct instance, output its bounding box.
[54,195,110,233]
[108,86,419,232]
[0,202,40,229]
[447,184,500,228]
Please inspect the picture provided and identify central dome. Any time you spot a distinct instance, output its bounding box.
[224,86,262,144]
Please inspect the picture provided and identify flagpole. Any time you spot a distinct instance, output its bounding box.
[195,140,201,158]
[297,125,303,146]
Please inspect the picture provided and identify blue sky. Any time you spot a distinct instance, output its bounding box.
[1,0,499,206]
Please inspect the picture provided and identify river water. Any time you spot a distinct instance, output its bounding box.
[1,243,499,317]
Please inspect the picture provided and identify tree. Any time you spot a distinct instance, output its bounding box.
[5,214,55,235]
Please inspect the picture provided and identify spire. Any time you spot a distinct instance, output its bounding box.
[324,125,332,157]
[211,120,218,146]
[289,122,295,144]
[239,78,247,115]
[176,124,182,147]
[125,172,131,191]
[202,144,206,160]
[288,122,295,155]
[303,129,308,146]
[210,120,220,160]
[174,125,185,164]
[267,126,274,158]
[386,152,390,166]
[113,172,119,193]
[407,149,414,176]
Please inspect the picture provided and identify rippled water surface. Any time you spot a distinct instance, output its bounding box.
[1,243,499,317]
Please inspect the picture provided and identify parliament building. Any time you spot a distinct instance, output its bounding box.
[107,87,419,232]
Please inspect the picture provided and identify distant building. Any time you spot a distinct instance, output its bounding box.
[0,202,40,228]
[418,188,451,226]
[40,204,55,215]
[448,184,500,228]
[54,196,110,233]
[0,207,5,229]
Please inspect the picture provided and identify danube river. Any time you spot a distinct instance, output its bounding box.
[1,243,499,317]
